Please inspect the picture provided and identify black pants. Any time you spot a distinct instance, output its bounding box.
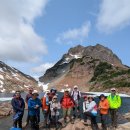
[100,114,108,130]
[26,110,30,124]
[84,112,98,130]
[110,109,118,127]
[73,106,80,118]
[13,115,23,128]
[30,115,40,130]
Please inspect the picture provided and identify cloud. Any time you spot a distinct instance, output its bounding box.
[56,21,91,44]
[31,62,55,75]
[0,0,49,62]
[97,0,130,33]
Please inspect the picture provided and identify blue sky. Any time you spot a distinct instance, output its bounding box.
[0,0,130,78]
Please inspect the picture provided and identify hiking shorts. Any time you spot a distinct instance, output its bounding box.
[62,108,72,118]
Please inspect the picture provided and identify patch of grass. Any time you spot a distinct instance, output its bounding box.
[90,62,112,82]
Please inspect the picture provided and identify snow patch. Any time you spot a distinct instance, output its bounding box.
[69,53,82,59]
[3,67,7,70]
[15,77,20,80]
[0,97,12,101]
[0,68,4,72]
[24,85,29,88]
[11,90,15,93]
[38,82,49,91]
[0,89,6,93]
[85,92,130,98]
[0,75,4,80]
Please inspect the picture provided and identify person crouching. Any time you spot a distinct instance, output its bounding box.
[28,90,41,130]
[83,95,99,130]
[50,95,61,128]
[83,95,89,124]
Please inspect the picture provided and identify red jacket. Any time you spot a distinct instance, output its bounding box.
[60,95,74,109]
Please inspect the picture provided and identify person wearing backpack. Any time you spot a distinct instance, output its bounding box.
[71,85,81,118]
[83,95,99,130]
[11,91,25,129]
[107,88,121,128]
[41,90,50,128]
[99,94,109,130]
[50,95,61,129]
[60,88,75,126]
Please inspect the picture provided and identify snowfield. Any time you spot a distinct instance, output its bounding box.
[84,92,130,98]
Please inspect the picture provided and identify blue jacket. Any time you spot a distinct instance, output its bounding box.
[11,97,25,113]
[28,98,42,116]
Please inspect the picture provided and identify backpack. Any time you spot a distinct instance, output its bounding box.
[72,90,80,100]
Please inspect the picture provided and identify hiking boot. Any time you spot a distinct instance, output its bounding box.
[71,119,74,124]
[62,120,67,128]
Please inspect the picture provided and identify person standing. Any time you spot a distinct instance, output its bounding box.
[49,88,57,101]
[25,87,34,125]
[83,95,98,130]
[41,90,50,128]
[28,90,41,130]
[11,91,25,129]
[107,88,121,128]
[60,88,75,126]
[99,94,109,130]
[71,85,81,118]
[50,95,61,128]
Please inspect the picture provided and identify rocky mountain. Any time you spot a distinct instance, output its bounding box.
[39,44,130,93]
[0,61,40,93]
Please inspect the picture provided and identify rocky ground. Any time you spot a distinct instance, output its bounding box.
[22,112,130,130]
[0,102,12,118]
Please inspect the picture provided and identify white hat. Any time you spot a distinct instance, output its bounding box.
[111,88,116,91]
[45,90,50,93]
[74,85,78,89]
[32,90,39,95]
[64,88,70,92]
[53,95,58,99]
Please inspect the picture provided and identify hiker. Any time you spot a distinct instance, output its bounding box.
[107,88,121,128]
[25,87,34,125]
[50,95,61,128]
[60,88,75,126]
[71,85,81,118]
[49,88,57,101]
[83,95,99,130]
[83,95,90,124]
[11,91,25,129]
[99,94,109,130]
[41,90,50,128]
[28,90,41,130]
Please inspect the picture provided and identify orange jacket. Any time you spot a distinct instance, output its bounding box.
[99,99,109,115]
[41,97,49,111]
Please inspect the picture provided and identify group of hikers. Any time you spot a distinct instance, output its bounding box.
[11,85,121,130]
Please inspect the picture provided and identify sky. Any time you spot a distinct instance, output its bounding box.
[0,0,130,78]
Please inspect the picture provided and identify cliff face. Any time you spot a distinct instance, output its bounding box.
[0,61,39,93]
[39,44,130,92]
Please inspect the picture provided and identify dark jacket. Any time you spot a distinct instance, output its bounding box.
[11,97,25,113]
[25,93,33,104]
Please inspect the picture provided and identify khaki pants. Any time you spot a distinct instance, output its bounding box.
[62,108,72,119]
